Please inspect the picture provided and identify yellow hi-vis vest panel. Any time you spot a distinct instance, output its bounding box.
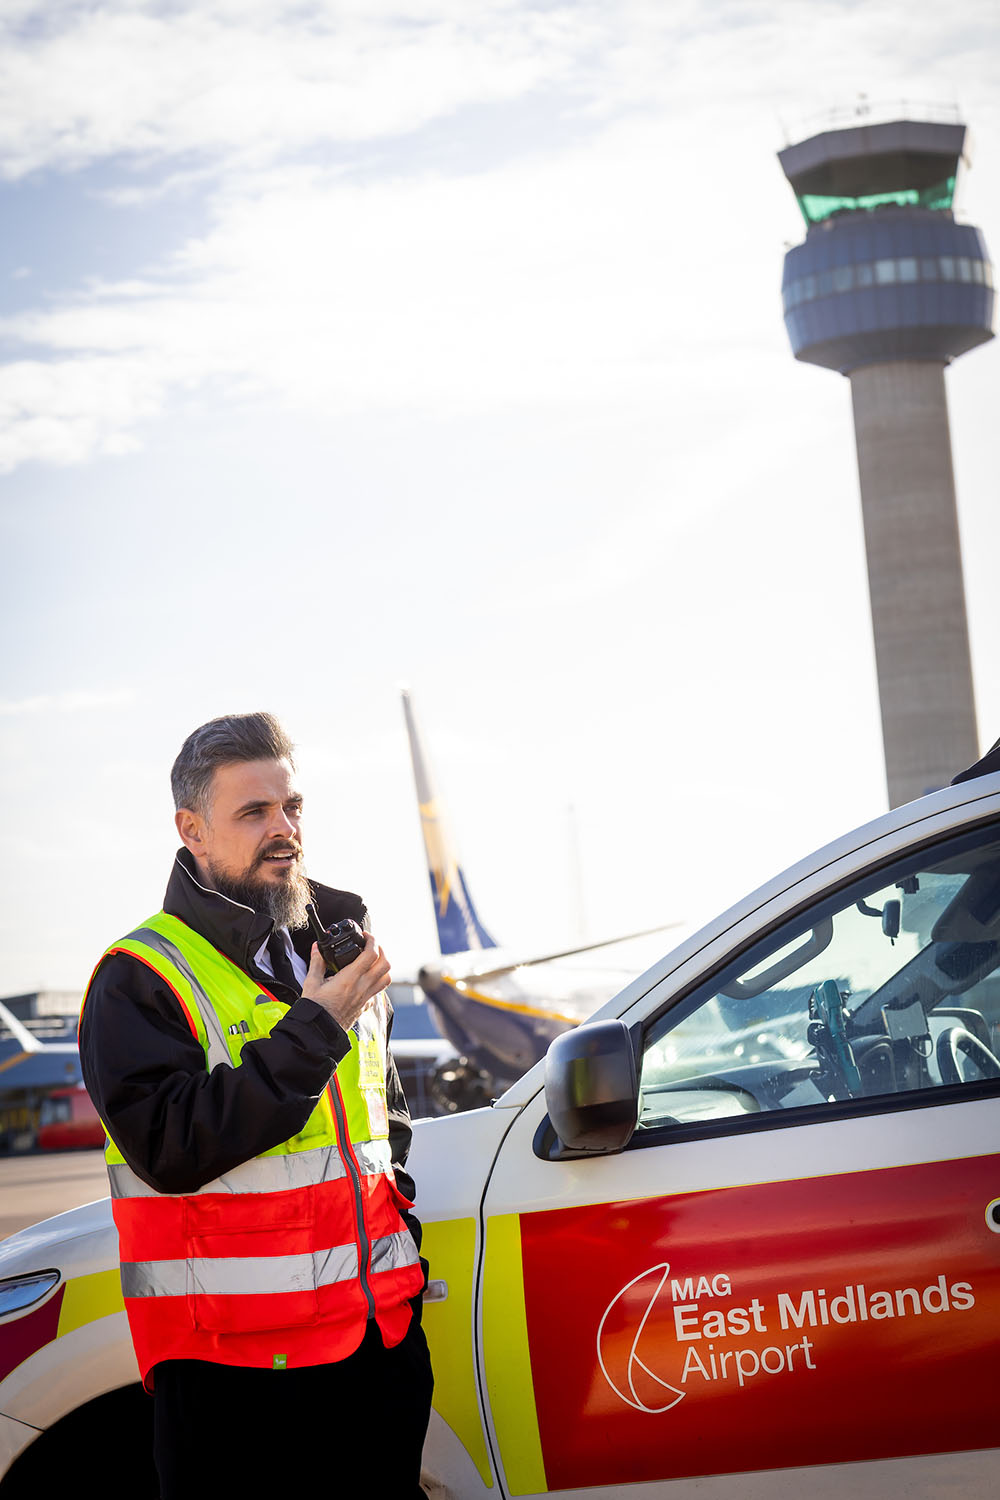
[87,910,423,1385]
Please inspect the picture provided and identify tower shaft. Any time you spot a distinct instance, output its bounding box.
[778,113,994,805]
[849,360,978,804]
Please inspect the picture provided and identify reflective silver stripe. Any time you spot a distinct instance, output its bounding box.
[121,1243,360,1299]
[369,1230,421,1275]
[128,926,233,1071]
[108,1145,347,1201]
[352,1138,392,1178]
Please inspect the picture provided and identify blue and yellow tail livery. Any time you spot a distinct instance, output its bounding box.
[401,690,496,956]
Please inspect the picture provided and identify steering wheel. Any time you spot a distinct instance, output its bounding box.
[935,1026,1000,1085]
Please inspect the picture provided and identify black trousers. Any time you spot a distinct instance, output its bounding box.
[152,1315,433,1498]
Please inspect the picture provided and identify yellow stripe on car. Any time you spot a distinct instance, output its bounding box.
[421,1218,493,1487]
[481,1213,546,1496]
[57,1269,125,1337]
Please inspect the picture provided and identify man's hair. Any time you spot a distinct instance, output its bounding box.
[171,713,295,817]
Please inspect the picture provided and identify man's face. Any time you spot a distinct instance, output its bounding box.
[176,758,311,927]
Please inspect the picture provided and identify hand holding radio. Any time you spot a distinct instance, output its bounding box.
[301,902,390,1032]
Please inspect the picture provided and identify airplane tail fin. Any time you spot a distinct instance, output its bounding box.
[401,689,497,955]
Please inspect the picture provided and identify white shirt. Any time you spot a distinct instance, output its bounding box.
[253,927,308,988]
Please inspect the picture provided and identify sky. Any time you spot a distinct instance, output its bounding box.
[0,0,998,997]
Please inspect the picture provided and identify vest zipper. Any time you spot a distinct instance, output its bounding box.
[328,1077,376,1319]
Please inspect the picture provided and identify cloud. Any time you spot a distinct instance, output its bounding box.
[0,128,777,465]
[0,356,162,471]
[1,2,996,184]
[0,1,996,472]
[0,0,588,179]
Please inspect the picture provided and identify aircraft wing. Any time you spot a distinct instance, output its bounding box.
[434,922,683,984]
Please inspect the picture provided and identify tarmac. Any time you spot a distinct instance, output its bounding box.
[0,1149,108,1240]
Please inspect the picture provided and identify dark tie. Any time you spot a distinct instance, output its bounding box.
[266,930,300,994]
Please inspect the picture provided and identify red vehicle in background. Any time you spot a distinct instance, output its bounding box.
[36,1086,103,1151]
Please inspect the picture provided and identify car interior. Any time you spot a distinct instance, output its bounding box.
[638,829,1000,1130]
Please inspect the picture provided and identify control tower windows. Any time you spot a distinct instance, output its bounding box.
[797,175,956,226]
[782,254,994,312]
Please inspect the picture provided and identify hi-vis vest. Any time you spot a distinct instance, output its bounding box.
[83,911,423,1386]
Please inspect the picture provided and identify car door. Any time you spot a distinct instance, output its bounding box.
[477,788,1000,1499]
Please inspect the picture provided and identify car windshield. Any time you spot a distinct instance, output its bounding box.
[639,832,1000,1128]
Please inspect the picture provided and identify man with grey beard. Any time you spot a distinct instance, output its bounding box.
[79,712,432,1498]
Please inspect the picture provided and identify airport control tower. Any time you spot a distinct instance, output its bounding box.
[778,113,995,807]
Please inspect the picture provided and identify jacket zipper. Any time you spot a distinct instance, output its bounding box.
[328,1077,376,1319]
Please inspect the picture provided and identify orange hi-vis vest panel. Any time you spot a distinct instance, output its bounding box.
[82,911,424,1386]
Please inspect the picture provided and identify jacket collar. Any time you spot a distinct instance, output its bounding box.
[164,847,367,978]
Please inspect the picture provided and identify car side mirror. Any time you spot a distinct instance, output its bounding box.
[544,1019,638,1155]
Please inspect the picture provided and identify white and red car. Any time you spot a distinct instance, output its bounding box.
[2,772,999,1497]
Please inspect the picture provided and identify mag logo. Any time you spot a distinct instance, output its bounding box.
[596,1260,977,1414]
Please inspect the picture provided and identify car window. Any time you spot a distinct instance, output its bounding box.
[638,827,1000,1132]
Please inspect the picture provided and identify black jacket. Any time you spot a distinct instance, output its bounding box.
[79,849,418,1218]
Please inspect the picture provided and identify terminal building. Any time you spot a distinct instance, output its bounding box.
[778,113,995,807]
